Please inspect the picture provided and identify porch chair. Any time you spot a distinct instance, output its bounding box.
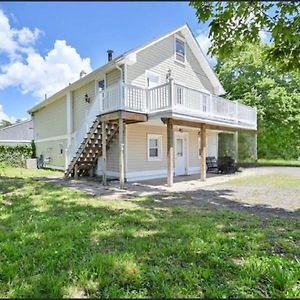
[206,156,219,173]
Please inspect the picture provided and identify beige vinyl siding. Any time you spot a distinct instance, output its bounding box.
[126,123,218,175]
[33,96,67,140]
[126,124,167,173]
[106,68,121,87]
[107,137,119,173]
[73,81,96,132]
[36,138,67,168]
[188,129,201,168]
[126,33,214,92]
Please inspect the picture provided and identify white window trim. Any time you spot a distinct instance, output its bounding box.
[145,70,161,88]
[147,134,162,161]
[174,34,186,65]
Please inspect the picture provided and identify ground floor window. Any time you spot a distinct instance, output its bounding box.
[147,134,162,161]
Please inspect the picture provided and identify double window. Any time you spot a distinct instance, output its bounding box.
[147,134,162,161]
[175,36,186,63]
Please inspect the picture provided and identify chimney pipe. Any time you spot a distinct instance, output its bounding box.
[107,49,113,62]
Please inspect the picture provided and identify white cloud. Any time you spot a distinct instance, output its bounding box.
[196,30,216,66]
[0,9,92,100]
[0,104,16,123]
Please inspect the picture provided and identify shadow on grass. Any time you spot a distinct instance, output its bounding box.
[0,175,299,298]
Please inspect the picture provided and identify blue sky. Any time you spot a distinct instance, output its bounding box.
[0,2,212,122]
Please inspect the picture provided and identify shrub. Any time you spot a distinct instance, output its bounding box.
[0,144,33,167]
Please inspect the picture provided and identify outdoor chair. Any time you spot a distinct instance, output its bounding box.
[218,156,239,174]
[206,156,219,173]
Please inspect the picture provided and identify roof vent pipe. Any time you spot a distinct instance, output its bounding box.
[107,49,113,62]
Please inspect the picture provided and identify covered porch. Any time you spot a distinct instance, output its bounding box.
[161,117,257,187]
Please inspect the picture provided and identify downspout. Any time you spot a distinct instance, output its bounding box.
[115,61,127,182]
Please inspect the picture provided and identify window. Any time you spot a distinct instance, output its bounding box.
[98,80,105,92]
[147,134,162,161]
[175,36,186,63]
[176,138,183,157]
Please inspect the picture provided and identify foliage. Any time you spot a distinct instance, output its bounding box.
[218,132,257,163]
[31,140,36,159]
[190,1,300,71]
[0,168,299,297]
[0,145,33,167]
[0,120,12,129]
[215,43,300,159]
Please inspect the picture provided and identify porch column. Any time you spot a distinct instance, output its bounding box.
[254,132,258,161]
[167,118,174,187]
[101,121,107,185]
[119,118,125,189]
[234,131,239,163]
[201,124,206,181]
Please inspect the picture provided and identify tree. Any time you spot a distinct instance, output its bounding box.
[215,42,300,159]
[190,1,300,71]
[0,120,12,129]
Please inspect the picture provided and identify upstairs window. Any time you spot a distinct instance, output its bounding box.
[175,36,186,63]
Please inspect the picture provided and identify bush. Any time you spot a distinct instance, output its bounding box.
[0,144,33,167]
[218,132,257,163]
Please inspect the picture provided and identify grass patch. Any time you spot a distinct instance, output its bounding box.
[0,168,299,298]
[0,165,62,178]
[257,159,300,167]
[225,173,300,188]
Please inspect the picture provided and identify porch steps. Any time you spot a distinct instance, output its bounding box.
[64,117,119,178]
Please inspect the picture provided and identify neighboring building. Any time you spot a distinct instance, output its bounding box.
[0,120,33,146]
[28,24,257,186]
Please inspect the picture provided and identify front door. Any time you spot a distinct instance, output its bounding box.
[175,136,187,176]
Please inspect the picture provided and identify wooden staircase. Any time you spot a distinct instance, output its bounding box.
[64,117,119,178]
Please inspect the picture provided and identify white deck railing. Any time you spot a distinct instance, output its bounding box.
[66,80,257,167]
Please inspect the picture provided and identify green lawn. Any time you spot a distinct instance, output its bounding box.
[257,159,300,167]
[0,167,299,298]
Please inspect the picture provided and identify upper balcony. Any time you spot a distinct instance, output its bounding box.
[91,80,257,130]
[66,79,257,168]
[99,80,257,130]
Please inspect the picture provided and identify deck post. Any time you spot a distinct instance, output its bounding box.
[89,166,94,177]
[101,121,107,185]
[201,124,206,181]
[254,131,258,161]
[119,118,125,189]
[167,118,174,187]
[234,131,239,163]
[74,164,78,180]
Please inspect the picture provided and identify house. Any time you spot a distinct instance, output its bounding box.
[0,120,33,146]
[28,24,257,187]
